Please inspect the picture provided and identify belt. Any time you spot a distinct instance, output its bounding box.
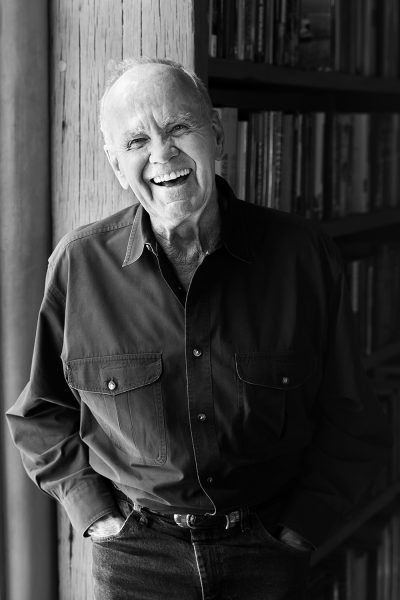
[114,487,280,532]
[130,498,245,531]
[173,509,242,530]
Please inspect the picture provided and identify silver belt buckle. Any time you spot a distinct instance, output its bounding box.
[174,513,196,528]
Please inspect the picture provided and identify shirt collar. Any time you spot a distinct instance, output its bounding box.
[122,204,156,267]
[122,175,254,267]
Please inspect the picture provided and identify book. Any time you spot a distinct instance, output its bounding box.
[236,0,246,60]
[236,119,248,199]
[208,0,218,58]
[244,0,257,61]
[255,0,266,63]
[348,114,370,214]
[214,107,238,193]
[298,0,333,70]
[283,0,300,67]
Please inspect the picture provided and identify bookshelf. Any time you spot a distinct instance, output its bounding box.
[364,341,400,370]
[320,209,400,239]
[208,61,400,112]
[311,482,400,565]
[204,2,400,598]
[209,59,400,96]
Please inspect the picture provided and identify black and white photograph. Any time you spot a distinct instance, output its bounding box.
[1,1,400,599]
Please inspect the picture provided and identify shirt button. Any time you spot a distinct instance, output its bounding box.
[107,379,117,391]
[281,376,290,385]
[197,413,207,422]
[192,348,203,358]
[206,476,214,485]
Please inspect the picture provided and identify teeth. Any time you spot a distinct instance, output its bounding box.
[153,168,190,184]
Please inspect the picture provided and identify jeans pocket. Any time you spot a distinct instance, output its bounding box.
[90,508,136,544]
[253,514,312,558]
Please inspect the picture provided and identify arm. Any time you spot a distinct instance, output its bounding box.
[6,266,118,536]
[280,250,392,549]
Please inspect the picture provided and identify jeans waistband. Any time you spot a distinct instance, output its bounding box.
[113,486,283,531]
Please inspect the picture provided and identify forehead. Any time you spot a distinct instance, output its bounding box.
[103,64,204,140]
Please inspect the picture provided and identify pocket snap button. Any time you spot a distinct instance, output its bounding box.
[281,376,290,385]
[107,379,117,391]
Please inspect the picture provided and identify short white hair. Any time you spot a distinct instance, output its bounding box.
[99,56,213,144]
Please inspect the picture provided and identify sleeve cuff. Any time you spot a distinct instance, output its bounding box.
[60,477,118,537]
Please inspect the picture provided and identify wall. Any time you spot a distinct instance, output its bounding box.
[0,1,57,599]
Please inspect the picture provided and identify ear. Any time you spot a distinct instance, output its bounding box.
[210,109,224,161]
[104,145,129,190]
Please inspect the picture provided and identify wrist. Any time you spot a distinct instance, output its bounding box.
[87,511,123,537]
[279,526,314,552]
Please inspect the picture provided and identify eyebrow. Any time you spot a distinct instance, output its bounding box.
[120,112,198,143]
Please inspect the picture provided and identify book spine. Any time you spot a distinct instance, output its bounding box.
[236,0,246,59]
[244,0,257,61]
[255,0,266,62]
[236,119,248,199]
[214,107,238,193]
[349,114,370,214]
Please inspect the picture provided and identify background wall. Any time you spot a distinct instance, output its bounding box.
[0,1,56,599]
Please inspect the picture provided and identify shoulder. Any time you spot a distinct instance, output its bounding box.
[234,198,342,275]
[48,204,138,266]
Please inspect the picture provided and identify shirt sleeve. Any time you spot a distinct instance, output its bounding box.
[5,264,118,537]
[280,246,392,549]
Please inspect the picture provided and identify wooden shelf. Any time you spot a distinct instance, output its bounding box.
[209,59,400,94]
[364,340,400,369]
[311,482,400,565]
[208,59,400,111]
[320,209,400,238]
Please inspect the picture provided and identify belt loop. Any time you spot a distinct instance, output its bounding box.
[240,507,250,532]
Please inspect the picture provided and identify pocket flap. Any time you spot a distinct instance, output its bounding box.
[235,353,314,390]
[66,353,162,395]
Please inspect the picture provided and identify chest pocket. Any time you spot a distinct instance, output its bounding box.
[66,353,166,465]
[235,353,314,456]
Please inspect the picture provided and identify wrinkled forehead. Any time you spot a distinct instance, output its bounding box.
[102,64,205,141]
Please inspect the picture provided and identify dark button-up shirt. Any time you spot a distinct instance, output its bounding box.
[6,177,391,547]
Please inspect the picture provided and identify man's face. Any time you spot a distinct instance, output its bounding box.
[102,64,223,228]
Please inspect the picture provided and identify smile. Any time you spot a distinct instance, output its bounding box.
[151,168,191,187]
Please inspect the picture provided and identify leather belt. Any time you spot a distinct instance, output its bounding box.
[173,509,241,530]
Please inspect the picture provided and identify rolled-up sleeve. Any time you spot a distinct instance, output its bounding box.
[6,265,117,536]
[281,248,392,548]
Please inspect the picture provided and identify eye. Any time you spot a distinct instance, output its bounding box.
[127,137,147,150]
[170,124,188,135]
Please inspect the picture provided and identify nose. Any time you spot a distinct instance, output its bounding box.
[149,134,179,164]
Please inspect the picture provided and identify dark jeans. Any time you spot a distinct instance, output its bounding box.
[91,498,312,600]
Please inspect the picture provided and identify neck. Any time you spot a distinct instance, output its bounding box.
[150,200,221,291]
[151,199,221,263]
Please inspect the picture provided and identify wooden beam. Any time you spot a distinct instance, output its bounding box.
[0,1,56,599]
[50,2,204,597]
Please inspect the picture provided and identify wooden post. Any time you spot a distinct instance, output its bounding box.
[50,1,208,597]
[0,1,56,599]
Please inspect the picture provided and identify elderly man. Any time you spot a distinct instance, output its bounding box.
[7,58,390,600]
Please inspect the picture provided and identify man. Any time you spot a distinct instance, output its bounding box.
[7,58,391,599]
